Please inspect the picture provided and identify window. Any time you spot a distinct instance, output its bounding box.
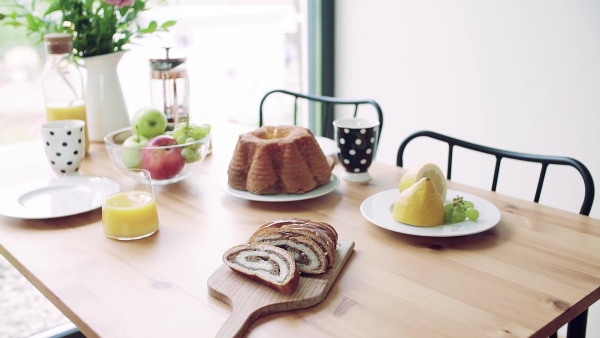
[0,0,320,145]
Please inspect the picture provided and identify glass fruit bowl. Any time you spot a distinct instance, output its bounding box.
[104,126,210,185]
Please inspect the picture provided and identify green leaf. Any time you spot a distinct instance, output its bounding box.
[160,20,176,29]
[4,21,23,27]
[139,20,157,34]
[43,2,61,16]
[25,13,39,30]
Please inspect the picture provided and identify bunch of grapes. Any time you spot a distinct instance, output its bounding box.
[444,195,479,224]
[170,120,211,163]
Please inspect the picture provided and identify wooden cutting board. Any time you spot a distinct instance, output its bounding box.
[208,239,355,338]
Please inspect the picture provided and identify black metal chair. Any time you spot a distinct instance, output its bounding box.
[259,89,384,146]
[396,130,595,338]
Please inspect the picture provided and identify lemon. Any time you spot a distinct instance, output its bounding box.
[392,177,445,227]
[398,163,447,202]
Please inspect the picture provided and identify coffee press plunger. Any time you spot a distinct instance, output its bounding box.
[149,47,189,124]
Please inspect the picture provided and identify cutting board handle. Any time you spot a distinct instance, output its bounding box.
[209,240,355,337]
[216,305,259,338]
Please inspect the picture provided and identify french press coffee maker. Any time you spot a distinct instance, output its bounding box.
[149,47,189,124]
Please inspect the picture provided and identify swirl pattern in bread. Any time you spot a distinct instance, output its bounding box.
[222,243,299,294]
[249,218,338,274]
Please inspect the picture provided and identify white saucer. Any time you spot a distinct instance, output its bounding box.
[315,136,337,156]
[360,189,501,237]
[220,174,339,202]
[0,176,107,219]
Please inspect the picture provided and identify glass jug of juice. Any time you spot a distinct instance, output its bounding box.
[42,33,90,153]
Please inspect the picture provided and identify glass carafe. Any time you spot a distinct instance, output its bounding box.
[41,33,89,153]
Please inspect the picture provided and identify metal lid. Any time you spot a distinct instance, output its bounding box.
[149,47,187,71]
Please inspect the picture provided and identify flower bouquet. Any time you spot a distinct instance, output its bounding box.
[2,0,177,141]
[2,0,175,57]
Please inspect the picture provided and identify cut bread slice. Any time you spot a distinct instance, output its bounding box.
[222,243,299,294]
[249,218,338,274]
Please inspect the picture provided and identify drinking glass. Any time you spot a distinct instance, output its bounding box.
[333,117,380,182]
[102,169,159,240]
[41,119,86,176]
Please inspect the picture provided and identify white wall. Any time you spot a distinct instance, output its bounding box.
[336,1,600,219]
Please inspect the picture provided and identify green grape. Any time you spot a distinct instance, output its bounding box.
[453,204,465,213]
[187,141,199,150]
[181,147,196,162]
[200,123,211,134]
[466,208,479,221]
[176,135,187,144]
[172,127,186,141]
[184,137,194,144]
[451,210,466,223]
[445,195,480,223]
[444,209,453,223]
[191,125,205,140]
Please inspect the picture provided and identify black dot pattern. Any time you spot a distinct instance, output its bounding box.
[42,123,85,175]
[336,126,379,173]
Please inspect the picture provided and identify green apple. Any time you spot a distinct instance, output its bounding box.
[131,107,168,138]
[121,134,149,169]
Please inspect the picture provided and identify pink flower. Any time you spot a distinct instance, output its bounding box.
[102,0,135,8]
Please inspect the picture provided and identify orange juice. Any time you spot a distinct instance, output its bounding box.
[46,100,90,152]
[102,191,159,240]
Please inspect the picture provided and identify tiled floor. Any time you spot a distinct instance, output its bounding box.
[0,255,69,338]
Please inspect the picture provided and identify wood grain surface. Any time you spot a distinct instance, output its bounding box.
[208,240,354,338]
[0,123,599,338]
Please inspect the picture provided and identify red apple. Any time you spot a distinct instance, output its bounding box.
[141,135,185,180]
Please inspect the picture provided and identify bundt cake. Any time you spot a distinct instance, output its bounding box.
[227,125,332,195]
[248,218,338,274]
[222,243,300,294]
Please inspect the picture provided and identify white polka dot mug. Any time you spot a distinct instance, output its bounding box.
[333,118,380,183]
[41,119,86,176]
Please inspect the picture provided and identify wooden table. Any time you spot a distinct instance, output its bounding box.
[0,124,599,338]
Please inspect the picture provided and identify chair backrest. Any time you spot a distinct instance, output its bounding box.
[396,130,595,216]
[259,89,384,146]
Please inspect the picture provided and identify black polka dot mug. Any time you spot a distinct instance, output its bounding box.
[333,118,380,182]
[41,119,86,176]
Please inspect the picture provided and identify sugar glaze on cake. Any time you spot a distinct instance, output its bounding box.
[227,125,332,195]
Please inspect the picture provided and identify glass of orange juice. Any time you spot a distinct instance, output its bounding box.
[102,169,159,240]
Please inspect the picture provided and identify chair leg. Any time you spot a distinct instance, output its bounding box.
[550,333,558,338]
[566,309,588,338]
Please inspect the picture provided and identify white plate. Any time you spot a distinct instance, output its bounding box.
[360,189,501,237]
[220,174,339,202]
[0,176,107,219]
[315,136,337,156]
